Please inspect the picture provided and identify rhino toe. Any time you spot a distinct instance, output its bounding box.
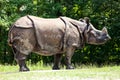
[19,66,30,72]
[66,65,74,69]
[52,66,60,70]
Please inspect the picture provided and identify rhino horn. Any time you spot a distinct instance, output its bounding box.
[102,27,108,33]
[102,27,111,40]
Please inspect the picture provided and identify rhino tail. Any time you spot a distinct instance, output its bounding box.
[8,25,14,46]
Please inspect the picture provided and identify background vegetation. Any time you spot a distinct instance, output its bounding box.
[0,0,120,66]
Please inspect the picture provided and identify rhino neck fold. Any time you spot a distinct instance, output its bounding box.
[60,17,86,49]
[70,22,85,48]
[82,24,90,44]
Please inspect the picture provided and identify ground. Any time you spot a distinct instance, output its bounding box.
[0,65,120,80]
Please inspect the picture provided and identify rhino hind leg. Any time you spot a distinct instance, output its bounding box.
[18,59,30,71]
[12,47,29,71]
[52,54,63,70]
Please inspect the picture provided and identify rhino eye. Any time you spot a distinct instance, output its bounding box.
[101,32,106,36]
[102,33,107,37]
[96,32,101,36]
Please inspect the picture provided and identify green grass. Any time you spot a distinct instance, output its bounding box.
[0,65,120,80]
[0,64,51,72]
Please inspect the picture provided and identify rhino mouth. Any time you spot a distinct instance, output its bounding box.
[88,37,109,45]
[96,37,109,45]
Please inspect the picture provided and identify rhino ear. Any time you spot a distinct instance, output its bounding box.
[102,27,108,33]
[84,17,90,25]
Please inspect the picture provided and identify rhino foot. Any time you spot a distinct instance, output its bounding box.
[66,65,74,69]
[19,66,30,72]
[52,66,60,70]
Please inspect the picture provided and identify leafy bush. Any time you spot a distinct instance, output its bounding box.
[0,0,120,65]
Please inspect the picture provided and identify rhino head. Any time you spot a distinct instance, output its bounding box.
[82,17,111,45]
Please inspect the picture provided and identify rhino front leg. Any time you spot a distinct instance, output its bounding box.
[12,47,29,71]
[65,47,75,69]
[52,54,63,70]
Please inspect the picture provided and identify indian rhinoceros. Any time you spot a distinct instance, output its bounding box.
[8,15,111,71]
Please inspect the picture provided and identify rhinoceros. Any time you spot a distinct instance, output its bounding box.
[8,15,111,71]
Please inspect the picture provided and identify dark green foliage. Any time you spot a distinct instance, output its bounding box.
[0,0,120,65]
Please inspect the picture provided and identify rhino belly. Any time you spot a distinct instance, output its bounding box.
[34,50,61,56]
[33,45,63,56]
[33,34,64,56]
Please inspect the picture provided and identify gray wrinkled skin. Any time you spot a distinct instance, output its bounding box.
[8,15,111,71]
